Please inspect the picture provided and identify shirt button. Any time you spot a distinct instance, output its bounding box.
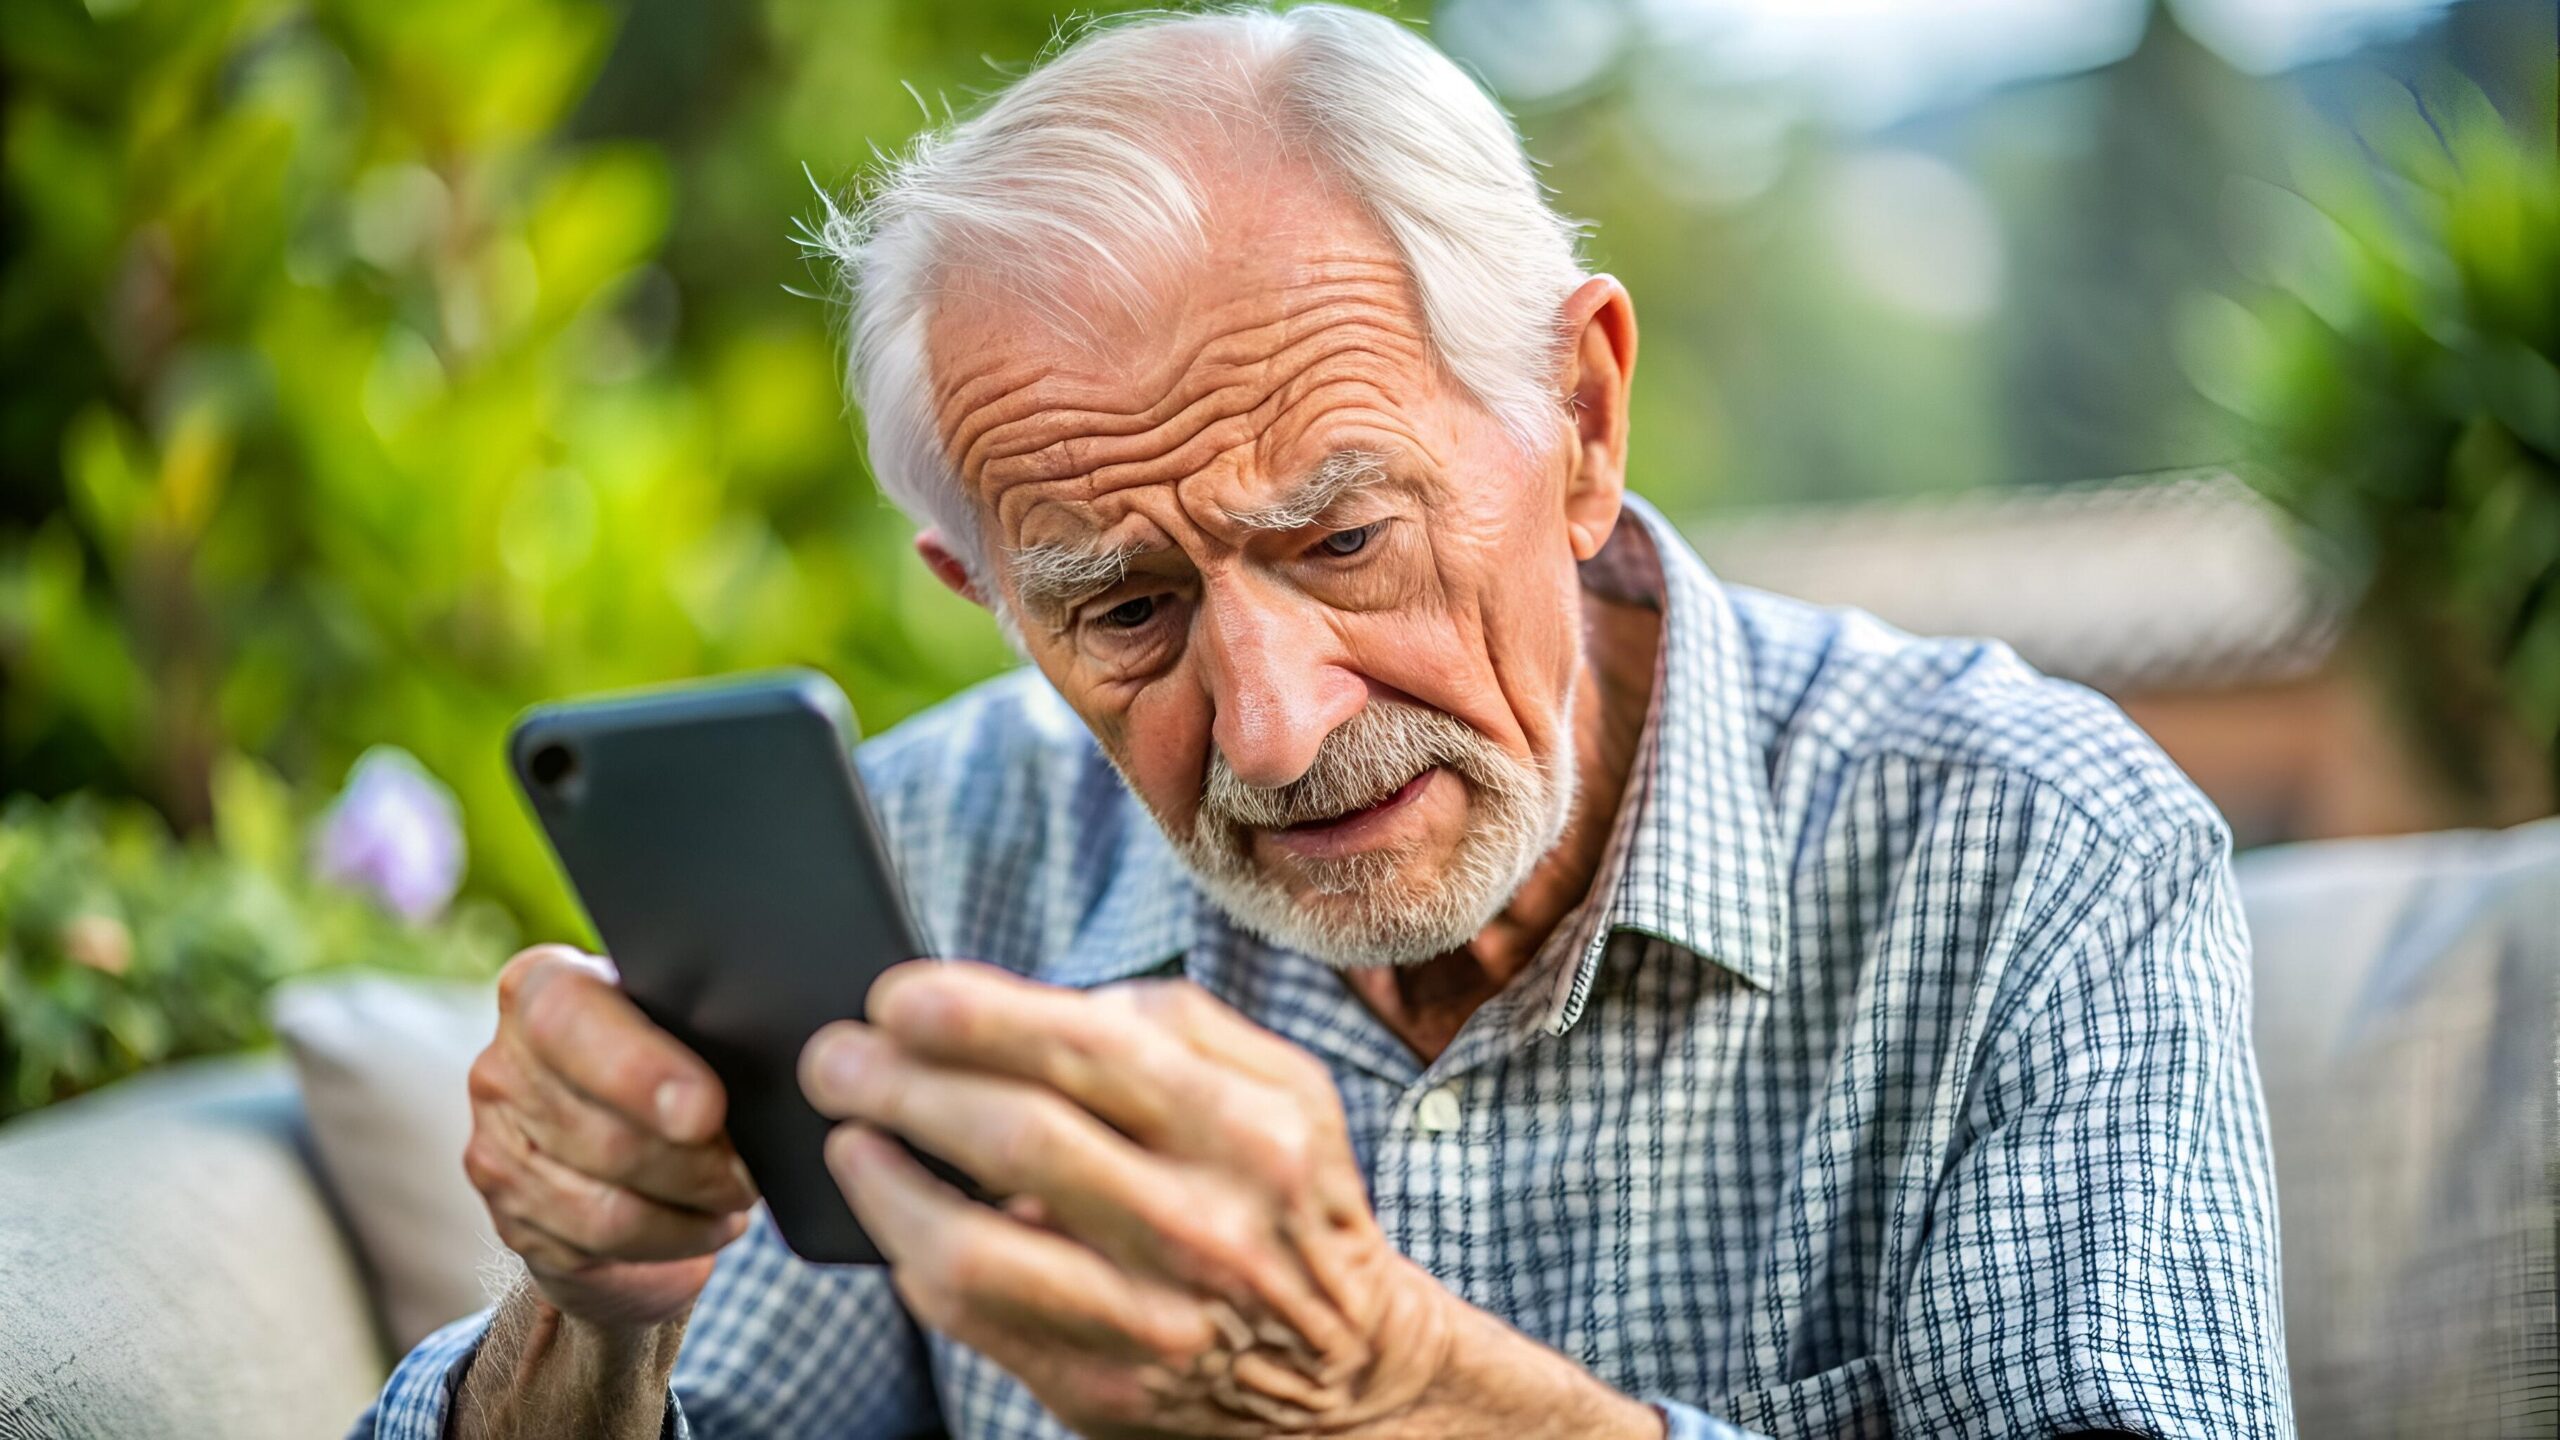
[1415,1086,1463,1135]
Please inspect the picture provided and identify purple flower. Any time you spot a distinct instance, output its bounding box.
[312,746,465,922]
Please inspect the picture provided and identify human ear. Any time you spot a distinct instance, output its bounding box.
[914,529,988,608]
[1557,274,1638,563]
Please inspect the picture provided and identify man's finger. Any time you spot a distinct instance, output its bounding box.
[804,1020,1363,1364]
[866,963,1359,1207]
[801,1021,1145,1204]
[513,956,725,1144]
[473,1096,750,1265]
[1098,978,1337,1098]
[863,961,1217,1147]
[513,1143,753,1262]
[825,1122,1215,1367]
[515,1054,757,1213]
[804,1022,1261,1288]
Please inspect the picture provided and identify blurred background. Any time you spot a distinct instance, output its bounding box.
[0,0,2553,1117]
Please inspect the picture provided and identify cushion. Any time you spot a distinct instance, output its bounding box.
[2239,817,2560,1438]
[271,971,507,1353]
[0,1054,386,1437]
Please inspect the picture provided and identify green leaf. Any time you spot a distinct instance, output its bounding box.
[209,750,295,872]
[62,406,151,554]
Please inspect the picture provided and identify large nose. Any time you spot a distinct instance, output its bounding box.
[1196,578,1367,790]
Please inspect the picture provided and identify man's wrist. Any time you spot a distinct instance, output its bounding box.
[451,1280,689,1439]
[535,1293,686,1373]
[1393,1281,1666,1440]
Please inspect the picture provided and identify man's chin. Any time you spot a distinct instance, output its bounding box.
[1161,744,1573,969]
[1192,853,1494,970]
[1258,840,1423,898]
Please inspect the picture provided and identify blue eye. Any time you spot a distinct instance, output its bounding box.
[1321,524,1377,558]
[1098,595,1158,629]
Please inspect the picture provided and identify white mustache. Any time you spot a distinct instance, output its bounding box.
[1198,700,1508,831]
[1157,689,1578,969]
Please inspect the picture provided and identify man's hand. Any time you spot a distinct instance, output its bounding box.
[799,961,1666,1440]
[464,944,760,1333]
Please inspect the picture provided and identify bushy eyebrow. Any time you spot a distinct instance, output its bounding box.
[1222,449,1393,531]
[1002,449,1400,621]
[1006,537,1151,621]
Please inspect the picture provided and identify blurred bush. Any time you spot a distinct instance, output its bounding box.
[0,754,513,1120]
[5,0,2550,1108]
[3,0,1425,1102]
[0,0,1038,940]
[2184,72,2560,817]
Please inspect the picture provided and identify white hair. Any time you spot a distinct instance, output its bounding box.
[801,3,1587,581]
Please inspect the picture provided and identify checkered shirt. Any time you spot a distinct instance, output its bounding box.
[356,494,2291,1438]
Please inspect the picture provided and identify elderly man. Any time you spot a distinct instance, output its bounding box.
[358,7,2289,1438]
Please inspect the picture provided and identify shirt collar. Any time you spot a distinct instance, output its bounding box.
[1562,493,1794,1001]
[1040,492,1792,997]
[1042,814,1200,987]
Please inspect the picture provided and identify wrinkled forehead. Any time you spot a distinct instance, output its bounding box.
[918,162,1441,549]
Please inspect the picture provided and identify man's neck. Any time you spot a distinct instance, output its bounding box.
[1341,584,1663,1063]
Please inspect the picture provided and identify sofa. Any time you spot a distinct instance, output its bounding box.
[2,819,2555,1439]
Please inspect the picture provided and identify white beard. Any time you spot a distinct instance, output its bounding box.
[1134,694,1578,970]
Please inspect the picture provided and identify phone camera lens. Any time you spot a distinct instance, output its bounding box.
[529,741,579,794]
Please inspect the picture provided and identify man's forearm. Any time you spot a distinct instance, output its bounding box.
[450,1279,690,1440]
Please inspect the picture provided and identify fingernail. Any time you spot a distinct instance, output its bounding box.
[655,1081,700,1139]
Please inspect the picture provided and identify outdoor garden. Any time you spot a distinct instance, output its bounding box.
[2,0,2552,1119]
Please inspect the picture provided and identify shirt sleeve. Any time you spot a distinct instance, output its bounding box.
[1886,822,2294,1437]
[348,1306,509,1440]
[347,1209,939,1440]
[1649,1400,1776,1439]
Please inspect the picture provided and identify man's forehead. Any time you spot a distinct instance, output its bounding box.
[1008,446,1401,549]
[930,255,1421,468]
[944,267,1435,554]
[920,154,1431,516]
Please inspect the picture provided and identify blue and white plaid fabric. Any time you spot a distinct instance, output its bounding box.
[357,495,2291,1438]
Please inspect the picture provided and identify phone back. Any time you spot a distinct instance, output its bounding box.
[508,669,921,1264]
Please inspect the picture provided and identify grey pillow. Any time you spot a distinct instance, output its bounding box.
[271,971,507,1352]
[2240,817,2560,1438]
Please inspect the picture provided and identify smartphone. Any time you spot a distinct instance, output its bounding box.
[506,668,938,1265]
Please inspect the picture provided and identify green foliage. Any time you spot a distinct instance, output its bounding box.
[0,0,1434,944]
[0,0,1419,1103]
[5,0,2548,1113]
[0,0,1050,939]
[0,761,513,1120]
[2184,72,2560,814]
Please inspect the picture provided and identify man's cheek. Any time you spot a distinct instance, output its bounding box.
[1350,606,1535,762]
[1109,688,1218,827]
